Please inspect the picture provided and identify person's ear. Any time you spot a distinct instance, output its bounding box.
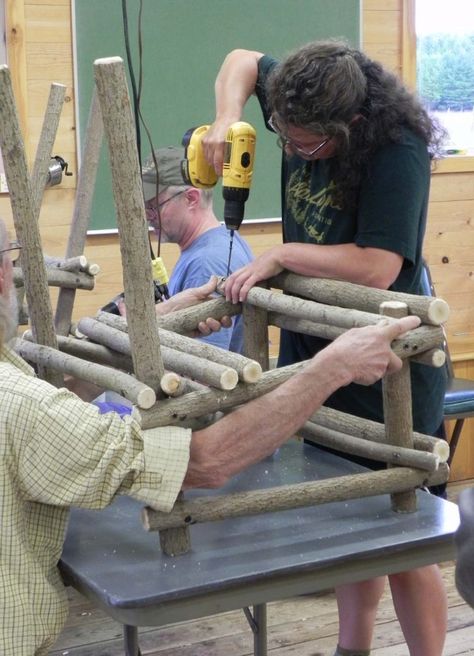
[184,187,201,209]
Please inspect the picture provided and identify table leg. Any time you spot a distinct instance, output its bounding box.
[123,625,141,656]
[243,604,267,656]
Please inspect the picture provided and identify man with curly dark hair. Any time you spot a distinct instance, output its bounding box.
[203,40,448,656]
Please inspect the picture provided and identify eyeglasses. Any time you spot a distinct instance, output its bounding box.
[268,116,330,157]
[145,190,185,217]
[0,240,22,260]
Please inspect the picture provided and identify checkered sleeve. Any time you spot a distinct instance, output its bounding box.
[18,386,191,511]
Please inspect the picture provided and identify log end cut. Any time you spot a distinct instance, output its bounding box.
[242,361,263,384]
[136,386,157,410]
[220,368,239,390]
[427,298,450,326]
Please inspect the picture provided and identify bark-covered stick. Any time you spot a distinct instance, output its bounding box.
[78,317,239,391]
[158,328,262,383]
[246,285,389,330]
[299,422,439,472]
[137,361,306,428]
[94,56,164,391]
[270,271,450,326]
[160,372,186,397]
[381,301,417,513]
[157,298,241,335]
[31,83,66,217]
[95,312,261,383]
[14,338,156,409]
[13,267,95,290]
[53,334,134,371]
[243,302,270,370]
[95,297,241,336]
[44,255,88,272]
[309,406,449,461]
[143,464,449,533]
[56,86,104,335]
[0,65,61,386]
[411,348,446,368]
[268,312,444,361]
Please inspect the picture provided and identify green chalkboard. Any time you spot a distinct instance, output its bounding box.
[73,0,360,232]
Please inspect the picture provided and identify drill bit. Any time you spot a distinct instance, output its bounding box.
[226,229,234,277]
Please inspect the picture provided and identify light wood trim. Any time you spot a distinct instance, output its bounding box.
[5,0,29,145]
[401,0,416,87]
[434,157,474,174]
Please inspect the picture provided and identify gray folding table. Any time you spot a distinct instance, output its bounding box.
[60,442,459,656]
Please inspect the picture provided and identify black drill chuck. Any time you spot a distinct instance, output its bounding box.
[223,187,249,231]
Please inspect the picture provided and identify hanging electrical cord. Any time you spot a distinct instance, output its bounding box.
[121,0,161,253]
[120,0,169,301]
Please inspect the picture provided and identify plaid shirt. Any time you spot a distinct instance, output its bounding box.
[0,345,191,655]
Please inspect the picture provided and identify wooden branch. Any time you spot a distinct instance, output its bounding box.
[159,524,190,557]
[243,291,269,370]
[78,317,240,391]
[94,57,164,393]
[137,361,306,428]
[94,56,164,391]
[31,82,66,217]
[411,348,446,368]
[270,272,450,326]
[381,302,416,512]
[44,254,87,272]
[0,65,61,385]
[160,372,186,396]
[95,311,261,384]
[158,328,262,383]
[299,422,439,472]
[309,407,449,462]
[96,298,241,336]
[54,333,203,398]
[15,338,156,409]
[158,298,241,334]
[56,86,104,336]
[246,285,385,331]
[143,464,449,534]
[44,255,100,276]
[13,267,95,290]
[53,334,133,371]
[268,312,444,360]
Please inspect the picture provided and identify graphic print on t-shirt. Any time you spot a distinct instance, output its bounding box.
[286,167,341,243]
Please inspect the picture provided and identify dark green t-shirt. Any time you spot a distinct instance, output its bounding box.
[256,55,446,434]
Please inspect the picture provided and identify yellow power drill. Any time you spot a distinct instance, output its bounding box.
[182,122,256,274]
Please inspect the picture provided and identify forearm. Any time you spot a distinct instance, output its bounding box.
[214,49,263,122]
[277,242,402,289]
[183,344,350,489]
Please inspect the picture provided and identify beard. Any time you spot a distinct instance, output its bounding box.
[0,288,19,346]
[7,288,19,340]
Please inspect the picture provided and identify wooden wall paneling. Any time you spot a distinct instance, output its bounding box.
[23,3,71,43]
[401,0,416,88]
[5,0,29,146]
[362,0,401,73]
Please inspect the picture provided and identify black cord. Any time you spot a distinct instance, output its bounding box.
[120,0,169,291]
[121,0,141,168]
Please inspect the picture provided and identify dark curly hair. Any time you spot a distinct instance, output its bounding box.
[267,40,446,209]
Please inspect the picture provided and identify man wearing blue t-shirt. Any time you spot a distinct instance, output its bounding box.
[142,146,253,353]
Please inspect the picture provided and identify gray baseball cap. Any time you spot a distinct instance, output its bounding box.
[142,146,187,201]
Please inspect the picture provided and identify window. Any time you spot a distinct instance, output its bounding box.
[415,0,474,157]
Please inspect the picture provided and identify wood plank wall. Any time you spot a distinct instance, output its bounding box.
[3,0,474,479]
